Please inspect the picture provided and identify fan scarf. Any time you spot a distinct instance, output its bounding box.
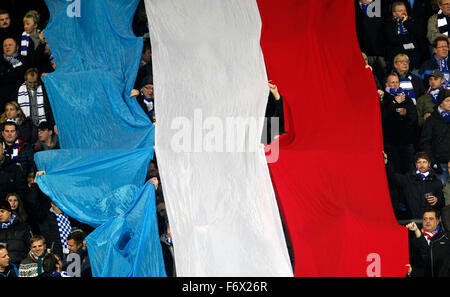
[422,225,440,241]
[3,52,23,68]
[20,30,40,57]
[393,17,408,35]
[416,169,430,180]
[1,214,16,229]
[437,9,449,36]
[18,82,47,123]
[427,87,442,105]
[2,139,23,162]
[55,212,72,254]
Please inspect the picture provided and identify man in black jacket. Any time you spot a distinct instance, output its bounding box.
[420,88,450,185]
[406,208,450,277]
[0,145,27,201]
[418,36,450,89]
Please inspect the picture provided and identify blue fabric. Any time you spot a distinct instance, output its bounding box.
[36,0,165,277]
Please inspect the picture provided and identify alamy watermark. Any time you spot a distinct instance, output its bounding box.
[66,0,81,18]
[169,109,281,163]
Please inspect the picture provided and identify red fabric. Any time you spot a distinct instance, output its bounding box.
[258,0,409,276]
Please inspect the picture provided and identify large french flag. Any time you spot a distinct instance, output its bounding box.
[145,0,409,277]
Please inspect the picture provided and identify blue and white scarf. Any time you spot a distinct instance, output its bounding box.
[416,169,430,180]
[437,9,450,36]
[55,212,72,254]
[360,2,371,17]
[3,52,23,68]
[441,109,450,123]
[385,86,405,96]
[427,87,443,105]
[396,72,417,104]
[394,17,408,35]
[2,139,21,162]
[1,214,16,229]
[20,31,31,56]
[140,91,154,118]
[18,83,47,123]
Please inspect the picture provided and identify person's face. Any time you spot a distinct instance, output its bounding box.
[31,240,46,257]
[0,249,10,268]
[422,212,439,232]
[5,104,18,119]
[0,13,11,29]
[440,0,450,16]
[67,239,82,254]
[429,76,444,89]
[1,125,17,145]
[38,129,52,142]
[3,38,18,56]
[394,59,409,74]
[142,49,151,64]
[434,40,449,60]
[7,196,18,211]
[26,73,39,89]
[440,97,450,111]
[23,17,37,34]
[416,158,430,173]
[392,4,407,19]
[386,75,400,89]
[141,84,154,98]
[0,209,11,223]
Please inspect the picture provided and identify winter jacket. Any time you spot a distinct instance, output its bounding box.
[420,107,450,164]
[0,217,31,267]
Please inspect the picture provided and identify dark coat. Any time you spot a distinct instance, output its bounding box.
[380,93,418,145]
[409,228,450,277]
[387,164,445,219]
[0,217,31,267]
[418,56,449,89]
[420,107,450,164]
[0,158,27,202]
[384,16,424,69]
[0,54,27,110]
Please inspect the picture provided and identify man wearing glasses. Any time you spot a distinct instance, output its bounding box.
[419,35,450,88]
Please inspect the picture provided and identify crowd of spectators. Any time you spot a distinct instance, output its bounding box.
[357,0,450,277]
[1,0,449,278]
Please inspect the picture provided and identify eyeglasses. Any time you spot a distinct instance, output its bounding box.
[436,46,449,49]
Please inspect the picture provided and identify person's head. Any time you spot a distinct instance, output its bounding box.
[140,76,154,98]
[1,121,18,145]
[438,88,450,111]
[50,201,62,215]
[392,1,407,18]
[37,121,54,143]
[0,245,10,269]
[142,42,152,64]
[433,35,449,60]
[422,209,440,232]
[429,70,445,89]
[361,52,369,65]
[30,235,46,257]
[0,200,12,223]
[385,73,400,89]
[439,0,450,17]
[3,102,25,123]
[6,193,20,212]
[67,230,86,254]
[23,10,39,35]
[42,253,62,273]
[393,54,410,74]
[25,68,40,90]
[415,152,431,173]
[0,10,11,29]
[2,37,18,56]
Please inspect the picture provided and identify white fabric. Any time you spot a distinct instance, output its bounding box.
[144,0,293,277]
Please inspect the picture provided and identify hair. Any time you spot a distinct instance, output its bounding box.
[423,208,440,219]
[415,152,431,164]
[385,72,399,84]
[68,230,86,246]
[393,53,410,64]
[391,1,406,12]
[0,102,26,125]
[42,253,59,273]
[5,193,28,223]
[24,67,39,81]
[30,235,46,246]
[23,10,40,26]
[433,35,449,48]
[1,119,18,131]
[0,9,9,16]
